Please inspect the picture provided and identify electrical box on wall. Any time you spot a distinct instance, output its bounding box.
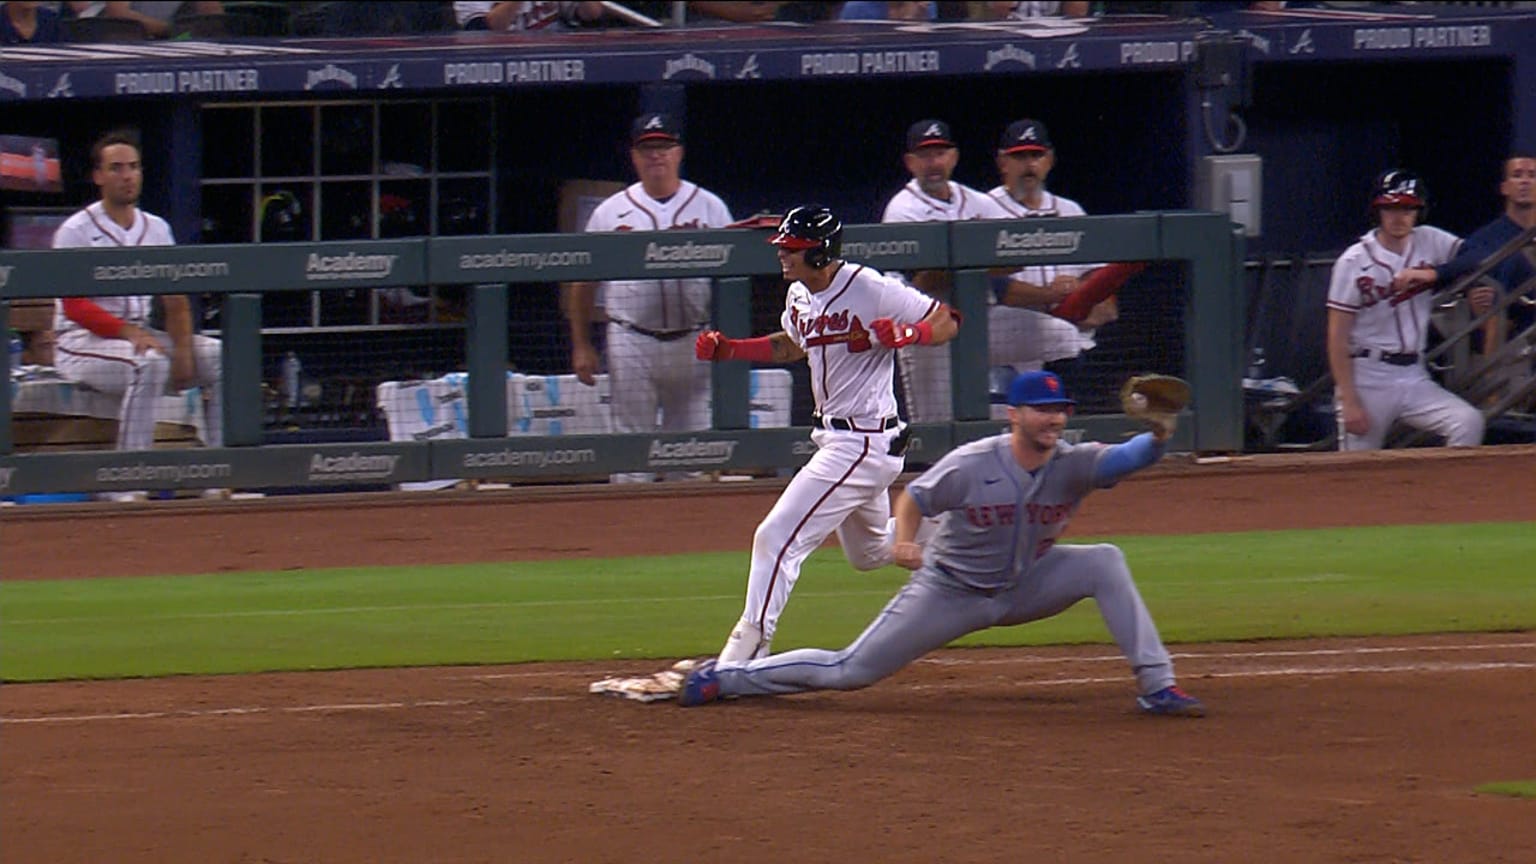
[1197,154,1262,238]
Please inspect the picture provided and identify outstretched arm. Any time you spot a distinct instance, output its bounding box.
[1092,432,1164,487]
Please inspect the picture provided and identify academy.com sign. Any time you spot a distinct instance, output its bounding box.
[308,451,400,481]
[647,437,737,467]
[305,252,398,281]
[643,241,732,271]
[994,227,1085,258]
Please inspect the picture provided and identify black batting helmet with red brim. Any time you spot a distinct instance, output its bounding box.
[1371,169,1427,210]
[768,205,842,267]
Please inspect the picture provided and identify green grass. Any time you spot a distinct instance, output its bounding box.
[1476,781,1536,799]
[1,522,1532,682]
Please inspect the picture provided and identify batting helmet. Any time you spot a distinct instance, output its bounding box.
[768,205,842,268]
[1371,169,1428,213]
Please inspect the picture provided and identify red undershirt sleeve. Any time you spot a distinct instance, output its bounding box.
[60,298,127,339]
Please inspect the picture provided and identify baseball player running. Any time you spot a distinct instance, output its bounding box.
[52,129,224,481]
[566,113,733,482]
[695,205,959,663]
[677,369,1203,717]
[881,118,1010,423]
[1326,170,1484,450]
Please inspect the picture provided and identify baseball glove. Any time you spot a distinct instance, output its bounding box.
[1120,374,1190,438]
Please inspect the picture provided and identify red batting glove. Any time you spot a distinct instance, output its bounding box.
[871,318,932,349]
[696,329,730,361]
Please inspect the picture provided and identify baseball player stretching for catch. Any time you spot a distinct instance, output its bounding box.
[1326,170,1484,450]
[566,113,733,482]
[52,129,223,491]
[678,370,1203,717]
[881,119,1010,423]
[695,206,959,663]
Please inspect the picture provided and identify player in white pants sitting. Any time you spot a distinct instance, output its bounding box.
[53,129,224,499]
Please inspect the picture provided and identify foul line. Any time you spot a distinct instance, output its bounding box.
[3,639,1531,726]
[1,575,1359,626]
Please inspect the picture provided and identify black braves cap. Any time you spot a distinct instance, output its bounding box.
[998,118,1052,153]
[631,112,682,145]
[906,118,955,152]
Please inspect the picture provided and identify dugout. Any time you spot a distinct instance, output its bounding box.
[3,5,1534,456]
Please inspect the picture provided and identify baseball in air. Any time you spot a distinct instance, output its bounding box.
[1129,393,1148,410]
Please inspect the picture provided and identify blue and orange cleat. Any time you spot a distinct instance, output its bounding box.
[676,659,721,707]
[1136,685,1206,717]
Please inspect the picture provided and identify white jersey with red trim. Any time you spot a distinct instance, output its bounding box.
[1326,225,1461,355]
[583,180,733,333]
[780,261,938,421]
[882,179,1009,223]
[51,202,175,334]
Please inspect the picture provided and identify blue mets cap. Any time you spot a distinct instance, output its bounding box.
[1007,370,1075,407]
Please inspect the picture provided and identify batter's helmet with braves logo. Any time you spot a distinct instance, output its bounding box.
[768,205,842,268]
[1371,169,1428,215]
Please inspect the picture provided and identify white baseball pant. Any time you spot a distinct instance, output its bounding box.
[56,329,224,450]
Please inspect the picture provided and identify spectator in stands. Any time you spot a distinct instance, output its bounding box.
[1394,153,1536,353]
[69,1,224,39]
[1325,169,1483,451]
[52,128,226,498]
[986,118,1134,383]
[454,1,604,30]
[2,1,64,43]
[616,1,801,26]
[841,1,934,19]
[969,1,1090,17]
[881,118,1010,423]
[563,113,734,482]
[318,1,453,36]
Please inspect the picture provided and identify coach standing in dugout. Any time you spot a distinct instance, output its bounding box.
[563,112,733,482]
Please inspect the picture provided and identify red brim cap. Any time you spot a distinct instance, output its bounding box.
[1373,193,1424,208]
[1001,144,1049,154]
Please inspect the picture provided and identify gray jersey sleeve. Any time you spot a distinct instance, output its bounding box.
[909,437,1112,591]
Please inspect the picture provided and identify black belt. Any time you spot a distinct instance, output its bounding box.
[813,413,899,432]
[1352,348,1419,366]
[613,319,700,342]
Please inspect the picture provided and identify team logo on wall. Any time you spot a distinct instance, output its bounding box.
[662,53,717,80]
[984,43,1037,70]
[304,63,358,90]
[47,73,74,98]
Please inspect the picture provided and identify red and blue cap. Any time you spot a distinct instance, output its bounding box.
[1007,370,1075,407]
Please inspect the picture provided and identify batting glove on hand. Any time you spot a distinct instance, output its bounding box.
[695,330,731,361]
[871,318,931,349]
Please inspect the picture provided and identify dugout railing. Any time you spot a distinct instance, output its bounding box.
[0,212,1243,497]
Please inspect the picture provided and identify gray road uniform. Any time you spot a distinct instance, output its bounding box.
[710,431,1179,698]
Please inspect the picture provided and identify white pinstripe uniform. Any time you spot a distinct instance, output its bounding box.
[584,180,732,479]
[1326,225,1483,450]
[881,179,1007,422]
[985,187,1100,371]
[723,261,939,662]
[52,202,223,451]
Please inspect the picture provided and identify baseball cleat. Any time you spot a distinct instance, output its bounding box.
[676,659,721,707]
[1136,685,1206,717]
